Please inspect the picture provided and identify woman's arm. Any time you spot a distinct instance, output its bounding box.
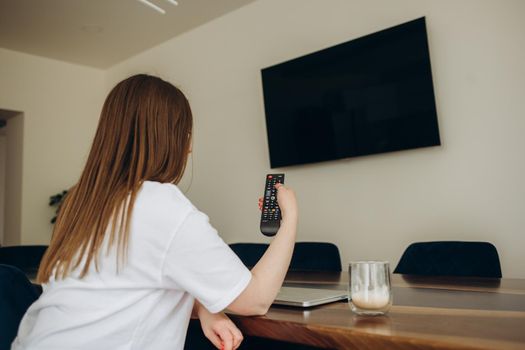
[227,184,298,315]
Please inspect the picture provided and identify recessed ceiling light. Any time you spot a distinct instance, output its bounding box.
[136,0,179,15]
[137,0,165,14]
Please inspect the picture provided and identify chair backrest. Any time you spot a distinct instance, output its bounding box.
[0,264,40,349]
[230,242,342,272]
[393,241,502,278]
[290,242,342,272]
[0,245,48,275]
[229,243,268,269]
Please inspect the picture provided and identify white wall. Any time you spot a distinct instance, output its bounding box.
[106,0,525,277]
[2,0,523,277]
[0,48,105,245]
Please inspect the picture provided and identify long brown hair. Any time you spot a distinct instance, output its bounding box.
[38,74,193,283]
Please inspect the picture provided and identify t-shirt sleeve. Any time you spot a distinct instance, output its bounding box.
[161,210,252,313]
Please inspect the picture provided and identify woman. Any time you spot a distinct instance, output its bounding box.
[12,75,298,350]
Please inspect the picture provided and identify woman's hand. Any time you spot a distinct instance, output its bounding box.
[258,183,298,222]
[197,304,243,350]
[274,183,297,222]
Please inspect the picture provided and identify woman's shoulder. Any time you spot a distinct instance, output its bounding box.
[135,181,197,218]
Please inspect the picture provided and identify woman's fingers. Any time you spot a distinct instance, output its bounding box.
[216,327,234,350]
[218,321,243,350]
[275,184,298,221]
[231,326,243,349]
[202,328,222,349]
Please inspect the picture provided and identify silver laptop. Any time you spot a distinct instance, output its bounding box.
[273,286,348,307]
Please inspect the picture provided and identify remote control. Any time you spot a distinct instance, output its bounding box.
[260,174,285,236]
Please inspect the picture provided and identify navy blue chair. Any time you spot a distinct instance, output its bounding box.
[290,242,342,272]
[0,264,41,350]
[394,241,502,278]
[229,243,268,269]
[230,242,342,272]
[0,245,48,277]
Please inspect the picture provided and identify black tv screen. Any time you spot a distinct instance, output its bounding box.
[261,17,440,168]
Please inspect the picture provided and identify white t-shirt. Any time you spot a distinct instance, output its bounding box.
[12,181,252,350]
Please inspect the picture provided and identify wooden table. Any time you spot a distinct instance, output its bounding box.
[228,272,525,350]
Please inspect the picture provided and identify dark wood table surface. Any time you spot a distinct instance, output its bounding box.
[228,272,525,350]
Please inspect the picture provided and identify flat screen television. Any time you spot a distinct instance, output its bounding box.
[261,17,440,168]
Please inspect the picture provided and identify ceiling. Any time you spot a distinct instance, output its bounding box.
[0,0,256,68]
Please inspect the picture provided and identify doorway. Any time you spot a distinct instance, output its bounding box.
[0,109,24,246]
